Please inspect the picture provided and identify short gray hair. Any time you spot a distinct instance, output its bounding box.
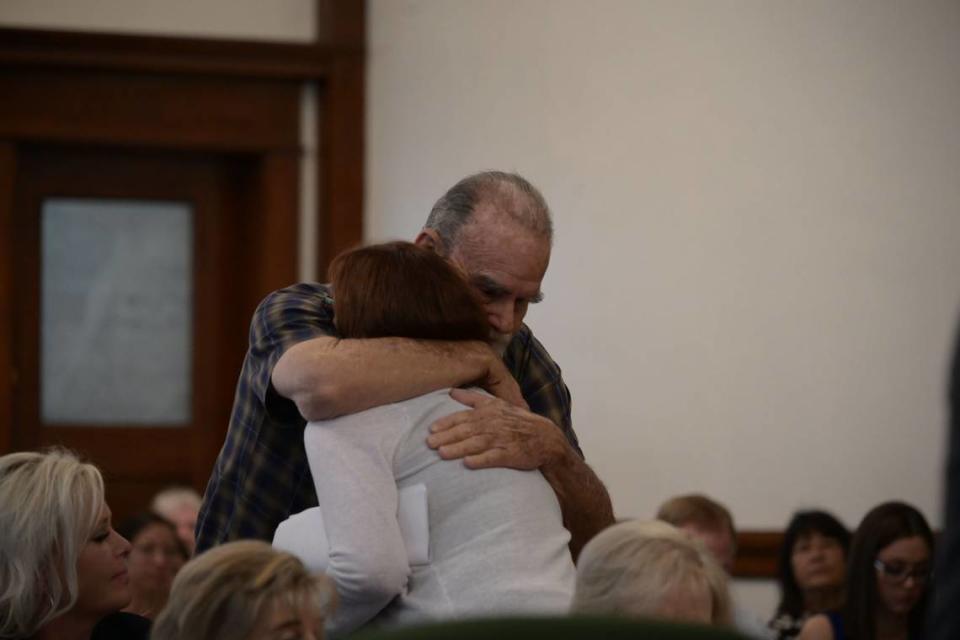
[424,171,553,251]
[571,520,731,625]
[151,540,335,640]
[151,486,202,517]
[0,449,105,637]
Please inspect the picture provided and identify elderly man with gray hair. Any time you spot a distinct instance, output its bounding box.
[196,171,615,560]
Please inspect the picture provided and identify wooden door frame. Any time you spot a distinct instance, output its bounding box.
[0,5,364,499]
[0,0,364,272]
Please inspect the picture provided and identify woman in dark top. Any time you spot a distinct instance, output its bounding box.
[769,510,851,639]
[798,501,934,640]
[117,513,186,619]
[0,448,150,640]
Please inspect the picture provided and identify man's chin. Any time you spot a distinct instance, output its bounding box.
[489,333,513,357]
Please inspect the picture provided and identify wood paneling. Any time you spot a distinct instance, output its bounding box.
[0,144,14,454]
[0,13,353,519]
[734,530,783,579]
[0,69,300,152]
[318,53,364,277]
[0,10,366,283]
[317,0,365,277]
[0,27,344,79]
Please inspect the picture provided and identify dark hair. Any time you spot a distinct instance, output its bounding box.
[118,512,187,560]
[843,501,934,640]
[425,171,553,251]
[329,241,489,342]
[775,510,851,618]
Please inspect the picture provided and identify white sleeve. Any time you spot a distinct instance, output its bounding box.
[304,408,411,636]
[272,506,330,572]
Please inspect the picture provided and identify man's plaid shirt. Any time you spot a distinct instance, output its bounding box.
[194,282,580,552]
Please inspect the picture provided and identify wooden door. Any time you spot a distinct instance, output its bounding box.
[0,72,304,523]
[9,145,258,518]
[0,21,364,523]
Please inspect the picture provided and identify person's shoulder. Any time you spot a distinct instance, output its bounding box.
[796,613,835,640]
[91,612,151,640]
[731,604,775,639]
[262,282,334,308]
[505,323,561,373]
[252,282,336,334]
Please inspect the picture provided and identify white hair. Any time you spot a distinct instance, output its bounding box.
[571,520,732,625]
[0,448,104,637]
[151,486,202,517]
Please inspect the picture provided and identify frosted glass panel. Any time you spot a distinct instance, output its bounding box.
[42,199,193,425]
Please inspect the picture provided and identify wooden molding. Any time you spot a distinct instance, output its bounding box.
[317,0,365,277]
[0,68,301,152]
[0,27,347,80]
[0,3,367,283]
[0,144,13,453]
[733,530,783,579]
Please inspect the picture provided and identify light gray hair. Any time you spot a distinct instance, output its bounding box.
[0,448,105,637]
[571,520,732,625]
[151,540,335,640]
[424,171,553,252]
[151,486,202,517]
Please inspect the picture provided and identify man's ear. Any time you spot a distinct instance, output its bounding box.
[415,228,445,255]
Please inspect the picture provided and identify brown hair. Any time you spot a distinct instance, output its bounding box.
[656,494,737,549]
[329,241,489,342]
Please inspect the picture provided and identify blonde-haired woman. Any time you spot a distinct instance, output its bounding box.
[572,520,732,626]
[0,448,149,640]
[151,541,334,640]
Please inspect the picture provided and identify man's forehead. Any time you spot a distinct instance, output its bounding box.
[453,220,549,268]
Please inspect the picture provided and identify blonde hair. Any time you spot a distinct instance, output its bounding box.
[0,448,105,638]
[572,520,731,625]
[151,540,335,640]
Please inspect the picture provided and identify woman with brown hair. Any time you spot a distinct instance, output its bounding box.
[116,513,187,619]
[295,241,575,636]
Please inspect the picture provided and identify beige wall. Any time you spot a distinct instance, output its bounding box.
[366,2,960,616]
[368,0,960,527]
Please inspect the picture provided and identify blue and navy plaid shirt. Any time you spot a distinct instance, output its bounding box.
[195,282,579,552]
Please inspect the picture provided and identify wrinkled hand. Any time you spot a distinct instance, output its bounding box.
[476,352,528,410]
[426,388,566,470]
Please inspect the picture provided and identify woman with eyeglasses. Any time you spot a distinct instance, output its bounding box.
[797,501,934,640]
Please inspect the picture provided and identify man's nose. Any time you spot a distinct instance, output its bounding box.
[486,300,516,334]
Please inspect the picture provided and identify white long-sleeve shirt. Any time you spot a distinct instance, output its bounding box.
[304,388,576,637]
